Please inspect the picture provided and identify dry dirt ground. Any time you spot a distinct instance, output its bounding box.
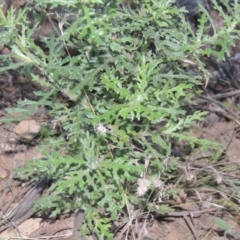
[1,1,240,240]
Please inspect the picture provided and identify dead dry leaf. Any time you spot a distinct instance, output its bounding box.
[225,136,240,163]
[13,120,41,137]
[204,121,234,139]
[1,218,42,239]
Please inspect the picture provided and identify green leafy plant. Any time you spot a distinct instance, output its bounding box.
[1,0,240,238]
[215,217,234,234]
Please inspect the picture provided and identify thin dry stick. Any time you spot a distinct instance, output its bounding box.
[208,89,240,99]
[155,207,218,218]
[194,89,240,104]
[183,214,199,240]
[198,95,240,124]
[0,234,72,240]
[0,182,34,219]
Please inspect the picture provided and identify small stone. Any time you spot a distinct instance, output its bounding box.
[13,120,41,138]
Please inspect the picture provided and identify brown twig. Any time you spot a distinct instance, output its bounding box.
[183,215,199,240]
[197,95,240,124]
[155,207,218,218]
[194,89,240,104]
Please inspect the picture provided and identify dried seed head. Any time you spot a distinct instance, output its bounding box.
[96,123,108,135]
[154,179,164,189]
[184,167,196,182]
[213,170,222,184]
[137,178,150,196]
